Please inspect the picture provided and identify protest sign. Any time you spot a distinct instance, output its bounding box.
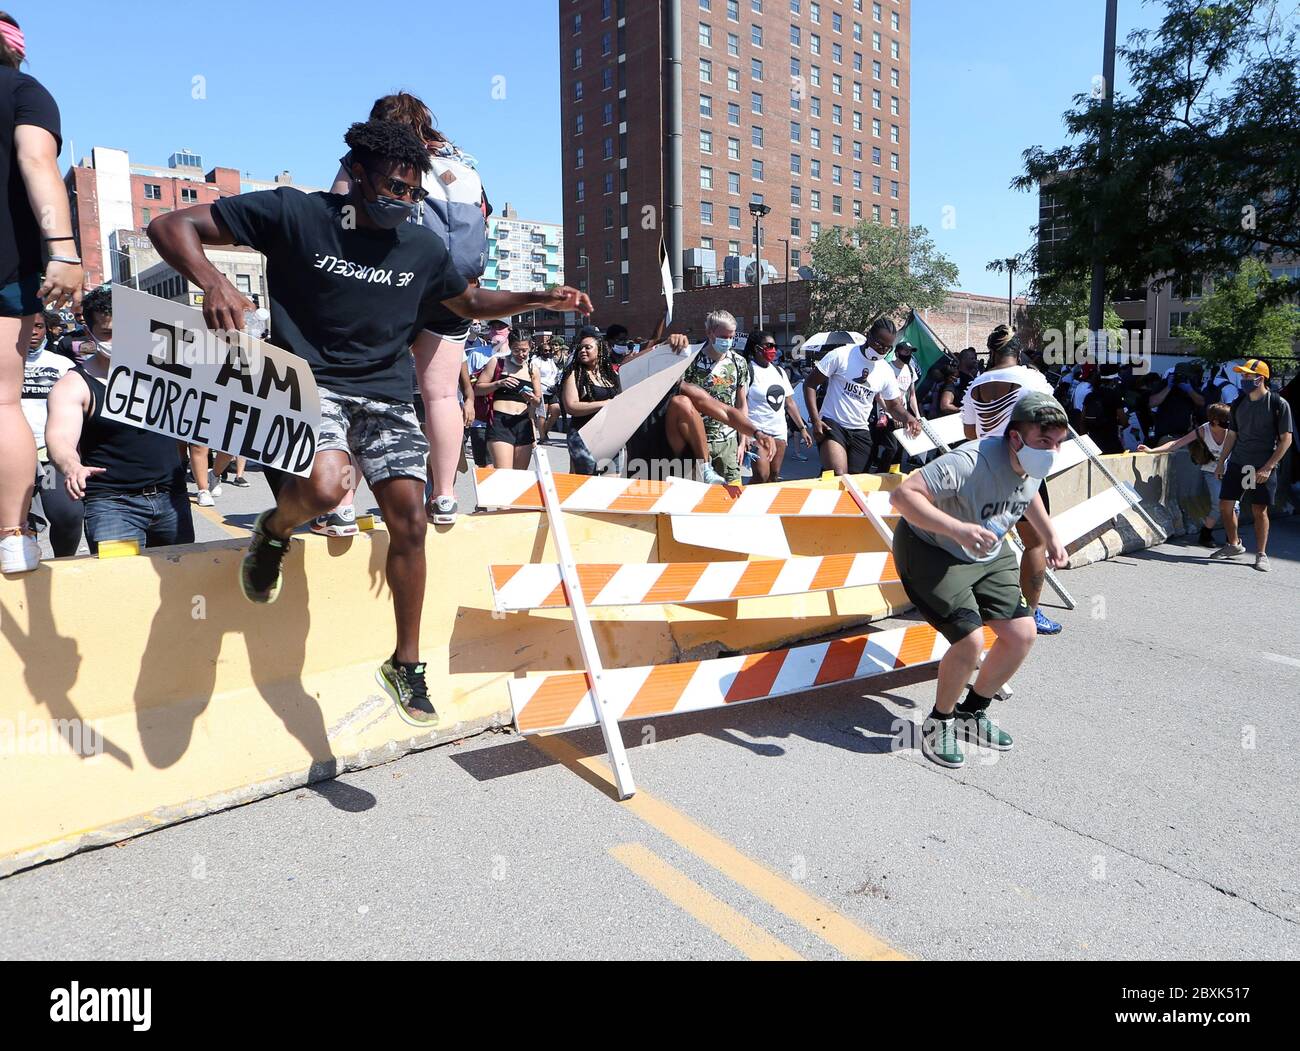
[103,286,320,478]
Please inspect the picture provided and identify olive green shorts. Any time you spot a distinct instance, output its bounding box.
[892,521,1032,643]
[709,435,742,484]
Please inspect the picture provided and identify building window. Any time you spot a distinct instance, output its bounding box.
[791,217,801,236]
[752,159,764,180]
[700,129,714,153]
[791,184,802,205]
[728,171,741,194]
[751,24,763,46]
[701,201,714,225]
[699,22,712,47]
[144,184,162,200]
[701,166,714,189]
[728,67,740,91]
[181,187,198,203]
[752,125,764,147]
[700,58,713,82]
[576,147,585,168]
[728,137,741,160]
[576,180,585,203]
[728,101,741,125]
[606,277,616,297]
[728,32,740,56]
[701,95,713,118]
[729,206,742,228]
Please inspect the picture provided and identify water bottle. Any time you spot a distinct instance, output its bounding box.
[243,308,270,340]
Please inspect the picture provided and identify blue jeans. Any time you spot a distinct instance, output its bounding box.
[82,487,195,554]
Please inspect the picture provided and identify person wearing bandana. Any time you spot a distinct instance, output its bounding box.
[889,392,1070,770]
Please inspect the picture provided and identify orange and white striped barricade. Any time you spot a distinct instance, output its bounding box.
[529,448,636,799]
[473,467,895,520]
[489,551,900,612]
[510,624,996,735]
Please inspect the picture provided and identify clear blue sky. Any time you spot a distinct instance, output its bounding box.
[23,0,1165,298]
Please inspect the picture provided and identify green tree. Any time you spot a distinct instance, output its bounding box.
[806,222,957,333]
[1009,0,1300,305]
[1173,259,1300,364]
[1022,272,1125,353]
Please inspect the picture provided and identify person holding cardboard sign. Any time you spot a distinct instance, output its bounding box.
[148,118,592,727]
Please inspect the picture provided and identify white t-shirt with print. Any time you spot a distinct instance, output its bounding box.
[22,347,73,453]
[747,361,795,438]
[815,347,901,430]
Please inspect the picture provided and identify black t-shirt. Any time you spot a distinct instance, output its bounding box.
[1,69,61,287]
[1152,383,1196,437]
[212,188,469,403]
[78,368,186,495]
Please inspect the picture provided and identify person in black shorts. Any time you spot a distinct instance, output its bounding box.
[477,333,542,469]
[803,318,921,476]
[889,392,1070,769]
[1211,359,1294,572]
[149,118,592,726]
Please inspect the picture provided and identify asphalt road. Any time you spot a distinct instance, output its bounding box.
[4,493,1298,960]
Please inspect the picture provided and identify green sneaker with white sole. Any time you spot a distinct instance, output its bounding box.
[921,716,965,769]
[957,709,1014,751]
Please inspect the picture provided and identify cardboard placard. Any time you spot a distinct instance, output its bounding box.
[103,286,321,477]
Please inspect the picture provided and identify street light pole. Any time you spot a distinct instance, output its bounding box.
[778,237,791,350]
[749,202,771,334]
[1006,258,1016,326]
[1088,0,1120,362]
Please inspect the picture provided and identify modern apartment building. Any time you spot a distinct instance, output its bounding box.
[482,202,565,293]
[559,0,912,335]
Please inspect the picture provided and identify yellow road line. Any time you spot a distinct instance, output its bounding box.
[192,501,250,539]
[609,843,803,961]
[532,734,908,961]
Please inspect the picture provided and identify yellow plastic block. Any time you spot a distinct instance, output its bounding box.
[96,539,140,559]
[356,515,376,532]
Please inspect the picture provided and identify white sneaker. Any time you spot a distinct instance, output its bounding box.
[0,530,41,574]
[196,490,215,508]
[311,506,359,537]
[207,472,223,498]
[1210,542,1246,559]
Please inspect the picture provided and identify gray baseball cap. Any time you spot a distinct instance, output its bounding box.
[1010,391,1069,429]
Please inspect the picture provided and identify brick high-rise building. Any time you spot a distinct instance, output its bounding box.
[559,0,912,338]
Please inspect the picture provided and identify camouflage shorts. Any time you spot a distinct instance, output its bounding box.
[317,387,428,486]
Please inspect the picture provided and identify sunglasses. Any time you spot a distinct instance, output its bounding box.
[366,169,429,203]
[761,342,778,350]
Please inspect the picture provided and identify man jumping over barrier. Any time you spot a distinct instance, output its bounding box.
[889,392,1070,769]
[149,119,591,725]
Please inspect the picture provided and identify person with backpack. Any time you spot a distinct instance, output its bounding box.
[331,93,493,526]
[1139,403,1235,548]
[1210,360,1294,572]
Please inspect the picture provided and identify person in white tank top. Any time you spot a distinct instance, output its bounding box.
[964,330,1064,636]
[1139,401,1236,548]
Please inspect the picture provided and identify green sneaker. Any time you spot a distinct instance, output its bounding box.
[377,657,438,726]
[240,511,288,604]
[921,716,965,769]
[957,709,1014,751]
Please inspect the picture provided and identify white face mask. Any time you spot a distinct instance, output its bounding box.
[91,334,112,360]
[1012,433,1057,479]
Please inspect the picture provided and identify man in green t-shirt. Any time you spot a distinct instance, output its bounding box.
[889,392,1070,769]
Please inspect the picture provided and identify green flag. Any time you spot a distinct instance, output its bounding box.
[898,311,950,375]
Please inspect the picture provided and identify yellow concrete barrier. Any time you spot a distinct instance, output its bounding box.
[0,460,1170,876]
[0,475,900,877]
